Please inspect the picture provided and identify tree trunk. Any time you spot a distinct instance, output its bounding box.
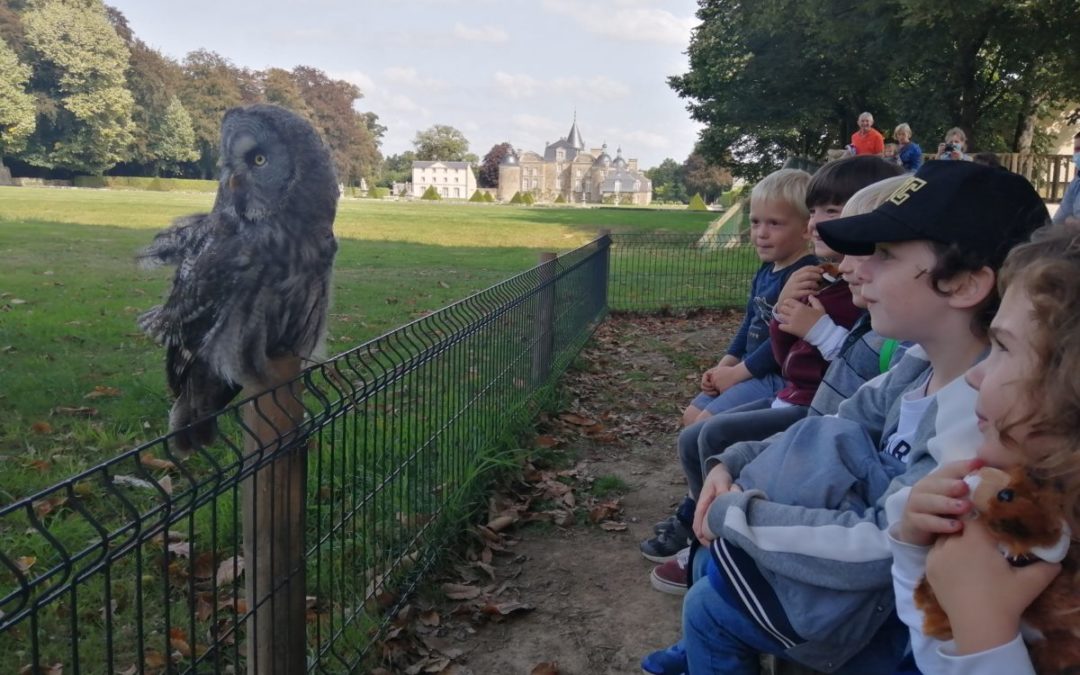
[1011,89,1040,153]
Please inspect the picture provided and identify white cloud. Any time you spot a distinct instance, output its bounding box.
[452,22,509,43]
[493,71,630,102]
[511,114,561,134]
[620,130,671,150]
[332,70,377,94]
[381,93,430,116]
[541,0,696,46]
[382,66,447,89]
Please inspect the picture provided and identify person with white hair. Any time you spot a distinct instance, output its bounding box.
[849,112,884,156]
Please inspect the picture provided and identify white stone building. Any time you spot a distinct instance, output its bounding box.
[411,161,477,199]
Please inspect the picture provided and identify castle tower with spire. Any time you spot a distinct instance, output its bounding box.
[497,114,652,205]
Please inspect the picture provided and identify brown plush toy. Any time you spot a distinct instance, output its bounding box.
[913,466,1080,674]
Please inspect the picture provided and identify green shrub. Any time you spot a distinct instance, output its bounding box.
[421,185,441,200]
[482,191,494,202]
[508,191,524,204]
[72,175,219,192]
[688,193,708,211]
[368,186,390,199]
[553,194,566,204]
[619,194,634,205]
[521,192,535,205]
[469,190,485,202]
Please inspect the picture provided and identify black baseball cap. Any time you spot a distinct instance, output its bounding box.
[817,161,1049,262]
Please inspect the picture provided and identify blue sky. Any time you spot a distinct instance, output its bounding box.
[106,0,703,169]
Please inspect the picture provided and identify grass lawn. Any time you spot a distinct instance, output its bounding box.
[0,186,717,499]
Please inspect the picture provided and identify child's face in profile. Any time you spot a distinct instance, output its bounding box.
[838,255,868,309]
[965,283,1043,468]
[749,198,810,268]
[808,203,845,259]
[857,240,947,342]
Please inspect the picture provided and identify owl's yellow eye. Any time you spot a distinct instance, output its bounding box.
[253,154,267,167]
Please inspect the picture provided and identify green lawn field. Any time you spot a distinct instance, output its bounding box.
[0,186,717,499]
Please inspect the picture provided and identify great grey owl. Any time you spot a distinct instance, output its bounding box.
[137,104,339,451]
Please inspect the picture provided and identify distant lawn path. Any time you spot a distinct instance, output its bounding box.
[0,187,715,499]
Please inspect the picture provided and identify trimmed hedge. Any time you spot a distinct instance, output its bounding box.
[521,191,535,205]
[553,194,566,204]
[482,191,494,203]
[368,187,390,199]
[469,190,485,202]
[688,193,708,211]
[508,191,524,204]
[73,176,218,192]
[421,185,441,200]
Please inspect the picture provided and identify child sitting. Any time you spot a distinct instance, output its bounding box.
[644,162,1049,675]
[681,169,817,427]
[891,222,1080,674]
[641,158,903,579]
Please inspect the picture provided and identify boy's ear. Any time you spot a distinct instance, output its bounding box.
[945,266,996,309]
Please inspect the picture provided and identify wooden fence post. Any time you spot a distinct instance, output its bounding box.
[242,356,307,675]
[532,251,557,385]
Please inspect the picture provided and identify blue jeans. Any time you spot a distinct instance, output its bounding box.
[683,554,909,674]
[677,399,807,498]
[689,373,785,415]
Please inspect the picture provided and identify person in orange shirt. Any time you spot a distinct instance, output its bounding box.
[849,112,885,156]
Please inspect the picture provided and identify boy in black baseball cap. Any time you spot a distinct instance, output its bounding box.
[667,161,1049,675]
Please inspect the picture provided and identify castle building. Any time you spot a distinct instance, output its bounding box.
[497,117,652,205]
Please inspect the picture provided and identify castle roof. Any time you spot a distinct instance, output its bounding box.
[566,115,585,150]
[413,161,474,170]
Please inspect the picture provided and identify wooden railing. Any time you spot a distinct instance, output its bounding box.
[998,153,1075,203]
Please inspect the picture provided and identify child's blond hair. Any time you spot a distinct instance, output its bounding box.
[997,222,1080,531]
[751,168,811,221]
[840,175,910,217]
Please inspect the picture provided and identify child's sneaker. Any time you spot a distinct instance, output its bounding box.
[641,642,687,675]
[649,547,690,595]
[639,523,691,563]
[652,513,681,535]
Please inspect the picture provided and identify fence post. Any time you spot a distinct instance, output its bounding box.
[597,229,612,315]
[532,251,557,385]
[242,356,307,675]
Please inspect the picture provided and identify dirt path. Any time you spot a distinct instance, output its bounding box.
[377,311,743,675]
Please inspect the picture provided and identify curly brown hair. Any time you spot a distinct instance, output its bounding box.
[998,222,1080,532]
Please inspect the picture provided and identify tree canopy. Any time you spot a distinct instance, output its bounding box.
[0,0,383,183]
[413,124,470,161]
[671,0,1080,179]
[478,142,512,188]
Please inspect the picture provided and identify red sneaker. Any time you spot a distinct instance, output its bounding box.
[649,547,689,596]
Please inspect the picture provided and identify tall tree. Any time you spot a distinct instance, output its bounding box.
[150,96,198,176]
[413,124,470,161]
[645,158,688,203]
[20,0,136,174]
[262,67,314,120]
[682,152,730,203]
[0,35,35,162]
[178,49,254,177]
[290,65,381,186]
[379,150,416,187]
[478,142,512,188]
[671,0,1080,178]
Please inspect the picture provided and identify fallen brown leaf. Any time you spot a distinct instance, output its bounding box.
[51,406,98,417]
[558,413,596,426]
[440,583,481,600]
[30,422,53,434]
[140,453,177,472]
[84,385,121,399]
[534,435,559,448]
[531,662,559,675]
[599,521,627,532]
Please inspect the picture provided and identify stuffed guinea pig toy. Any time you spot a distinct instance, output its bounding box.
[914,466,1080,673]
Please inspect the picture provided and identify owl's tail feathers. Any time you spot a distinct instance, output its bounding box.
[169,369,242,455]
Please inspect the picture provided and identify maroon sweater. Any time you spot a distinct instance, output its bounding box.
[769,281,861,406]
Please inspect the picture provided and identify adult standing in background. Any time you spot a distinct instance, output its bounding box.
[1053,131,1080,226]
[849,112,884,156]
[936,127,972,161]
[893,123,923,172]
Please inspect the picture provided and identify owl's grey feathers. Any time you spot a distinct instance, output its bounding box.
[138,104,339,452]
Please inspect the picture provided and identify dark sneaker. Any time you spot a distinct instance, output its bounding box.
[639,521,692,563]
[652,513,681,535]
[650,547,689,595]
[641,642,687,675]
